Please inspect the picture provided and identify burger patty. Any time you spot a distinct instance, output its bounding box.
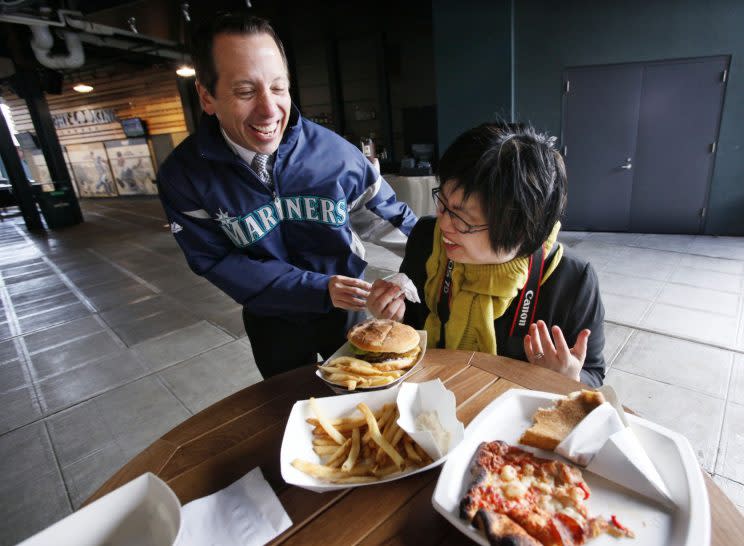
[355,346,421,363]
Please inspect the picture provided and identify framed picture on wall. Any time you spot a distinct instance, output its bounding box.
[104,138,157,195]
[65,142,117,197]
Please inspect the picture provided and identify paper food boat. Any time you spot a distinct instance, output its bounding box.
[432,389,710,546]
[555,401,674,508]
[20,468,292,546]
[20,473,181,546]
[315,330,427,394]
[281,379,463,492]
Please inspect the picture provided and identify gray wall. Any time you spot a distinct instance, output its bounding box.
[432,0,513,152]
[434,0,744,234]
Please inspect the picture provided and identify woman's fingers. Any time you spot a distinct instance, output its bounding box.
[551,325,570,363]
[536,321,556,357]
[571,329,591,363]
[528,323,544,358]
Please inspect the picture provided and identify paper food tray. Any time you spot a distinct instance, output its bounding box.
[280,382,456,493]
[315,330,427,394]
[19,473,181,546]
[431,389,710,546]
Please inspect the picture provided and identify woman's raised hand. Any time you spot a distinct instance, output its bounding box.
[366,279,406,321]
[523,320,589,382]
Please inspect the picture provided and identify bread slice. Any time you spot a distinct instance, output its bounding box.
[519,390,606,451]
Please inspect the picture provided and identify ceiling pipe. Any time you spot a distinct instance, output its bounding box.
[29,25,85,69]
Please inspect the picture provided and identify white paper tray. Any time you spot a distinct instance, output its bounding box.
[315,330,427,394]
[280,385,446,493]
[432,389,710,546]
[19,473,181,546]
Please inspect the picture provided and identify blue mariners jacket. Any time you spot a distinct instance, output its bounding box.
[157,109,417,318]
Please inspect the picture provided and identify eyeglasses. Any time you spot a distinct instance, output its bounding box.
[431,187,489,234]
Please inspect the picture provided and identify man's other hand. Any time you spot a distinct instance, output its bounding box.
[328,275,371,311]
[367,279,405,321]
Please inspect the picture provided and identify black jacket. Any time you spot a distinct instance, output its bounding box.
[400,217,606,387]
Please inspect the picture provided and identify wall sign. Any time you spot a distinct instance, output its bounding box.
[53,108,117,129]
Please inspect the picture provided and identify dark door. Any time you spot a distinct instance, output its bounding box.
[630,57,728,233]
[561,65,643,231]
[561,56,729,234]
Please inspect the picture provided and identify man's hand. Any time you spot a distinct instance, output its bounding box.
[367,279,406,321]
[523,320,589,382]
[328,275,371,311]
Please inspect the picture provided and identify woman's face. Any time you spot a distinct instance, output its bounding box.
[436,181,518,265]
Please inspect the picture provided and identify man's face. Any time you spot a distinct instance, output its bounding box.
[197,33,291,154]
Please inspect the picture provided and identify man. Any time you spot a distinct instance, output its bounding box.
[157,13,416,378]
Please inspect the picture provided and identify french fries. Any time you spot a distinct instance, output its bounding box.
[318,355,414,391]
[291,400,433,484]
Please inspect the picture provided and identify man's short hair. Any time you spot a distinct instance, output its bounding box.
[192,13,288,97]
[438,121,567,257]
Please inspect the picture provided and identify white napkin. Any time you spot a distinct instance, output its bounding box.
[396,379,464,459]
[175,467,292,546]
[383,272,421,303]
[555,402,674,508]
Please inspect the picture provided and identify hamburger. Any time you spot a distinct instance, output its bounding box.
[346,318,421,368]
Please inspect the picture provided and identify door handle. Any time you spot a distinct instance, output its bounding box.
[619,157,632,170]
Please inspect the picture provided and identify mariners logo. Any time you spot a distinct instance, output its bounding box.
[214,195,347,247]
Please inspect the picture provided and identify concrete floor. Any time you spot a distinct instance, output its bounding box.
[0,196,743,544]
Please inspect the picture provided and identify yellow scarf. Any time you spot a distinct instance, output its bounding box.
[423,221,563,353]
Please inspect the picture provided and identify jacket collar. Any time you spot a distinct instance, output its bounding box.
[196,105,302,162]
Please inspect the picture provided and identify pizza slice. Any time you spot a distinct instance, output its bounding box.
[460,441,633,546]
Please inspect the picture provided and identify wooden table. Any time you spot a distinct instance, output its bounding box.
[87,350,744,545]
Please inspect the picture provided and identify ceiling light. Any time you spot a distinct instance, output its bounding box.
[176,65,195,78]
[73,83,93,93]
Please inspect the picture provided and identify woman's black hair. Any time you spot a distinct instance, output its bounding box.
[437,120,567,257]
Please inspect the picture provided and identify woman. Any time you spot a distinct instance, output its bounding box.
[367,122,605,386]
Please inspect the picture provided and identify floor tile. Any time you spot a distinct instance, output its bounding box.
[158,340,261,413]
[99,295,177,327]
[0,386,42,435]
[36,351,148,414]
[632,233,696,252]
[0,322,13,342]
[612,330,733,398]
[728,354,744,407]
[0,338,20,364]
[23,316,104,354]
[605,369,724,472]
[603,253,679,282]
[0,359,30,392]
[81,281,157,312]
[137,265,209,293]
[596,271,664,300]
[0,422,57,486]
[601,293,653,325]
[29,331,125,380]
[587,232,641,245]
[656,283,740,317]
[9,285,72,309]
[17,302,92,335]
[61,443,128,509]
[715,402,744,483]
[668,266,742,294]
[641,303,739,348]
[712,475,744,514]
[108,311,201,347]
[132,321,233,372]
[13,292,81,317]
[678,254,744,276]
[0,466,71,545]
[201,307,245,338]
[602,323,634,366]
[94,376,190,459]
[5,274,65,297]
[46,400,116,466]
